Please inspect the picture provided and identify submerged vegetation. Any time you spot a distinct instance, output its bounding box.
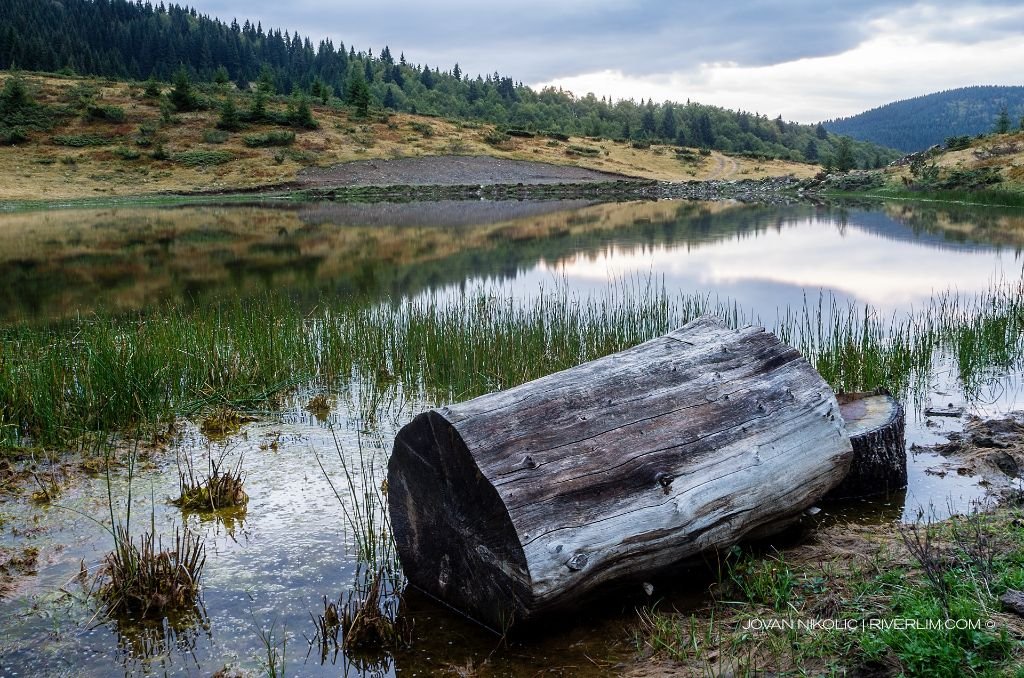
[2,276,1024,449]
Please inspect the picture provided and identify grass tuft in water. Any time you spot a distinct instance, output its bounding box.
[199,407,257,440]
[97,518,206,620]
[172,448,248,512]
[94,440,207,621]
[313,429,409,656]
[340,566,411,653]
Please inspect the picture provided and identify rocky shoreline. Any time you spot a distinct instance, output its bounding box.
[291,174,833,205]
[282,155,859,205]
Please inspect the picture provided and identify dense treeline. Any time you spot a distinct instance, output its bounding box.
[0,0,897,167]
[824,86,1024,153]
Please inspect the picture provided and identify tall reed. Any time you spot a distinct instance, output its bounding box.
[2,275,1023,448]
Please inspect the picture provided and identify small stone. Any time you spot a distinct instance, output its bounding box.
[990,451,1020,478]
[1000,590,1024,617]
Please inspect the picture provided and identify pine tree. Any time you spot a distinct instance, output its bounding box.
[287,94,317,129]
[169,66,197,111]
[249,87,267,121]
[834,137,855,171]
[143,77,162,97]
[216,95,241,131]
[803,138,818,162]
[256,64,276,94]
[996,105,1010,134]
[346,72,371,116]
[419,66,434,89]
[659,103,677,141]
[640,104,657,138]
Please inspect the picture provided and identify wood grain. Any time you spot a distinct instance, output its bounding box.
[387,315,853,629]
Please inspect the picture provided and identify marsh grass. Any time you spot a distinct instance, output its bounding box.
[91,439,207,623]
[859,187,1024,209]
[1,276,1023,449]
[199,407,257,440]
[253,616,287,678]
[312,429,409,654]
[172,448,248,512]
[315,429,399,575]
[339,566,410,652]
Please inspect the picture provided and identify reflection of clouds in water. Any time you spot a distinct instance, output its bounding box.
[536,219,1012,313]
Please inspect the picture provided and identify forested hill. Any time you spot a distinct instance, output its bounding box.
[823,86,1024,153]
[0,0,897,167]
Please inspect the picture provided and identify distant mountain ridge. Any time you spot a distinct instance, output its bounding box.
[823,86,1024,153]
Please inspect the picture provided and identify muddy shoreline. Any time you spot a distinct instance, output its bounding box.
[913,412,1024,501]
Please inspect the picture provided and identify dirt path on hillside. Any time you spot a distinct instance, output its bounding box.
[705,154,740,180]
[296,155,636,187]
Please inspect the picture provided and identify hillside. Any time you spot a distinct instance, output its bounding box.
[885,129,1024,192]
[823,86,1024,152]
[0,72,821,203]
[0,0,897,168]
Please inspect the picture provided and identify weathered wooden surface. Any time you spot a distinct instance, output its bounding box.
[387,315,853,629]
[825,390,906,500]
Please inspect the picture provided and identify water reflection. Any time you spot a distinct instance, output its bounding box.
[2,199,1022,323]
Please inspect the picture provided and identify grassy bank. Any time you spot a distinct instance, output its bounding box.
[633,502,1024,676]
[819,130,1024,208]
[2,277,1023,449]
[0,72,817,204]
[829,187,1024,209]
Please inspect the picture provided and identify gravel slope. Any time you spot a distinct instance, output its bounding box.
[297,155,634,187]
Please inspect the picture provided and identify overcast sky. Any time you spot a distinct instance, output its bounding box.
[194,1,1024,123]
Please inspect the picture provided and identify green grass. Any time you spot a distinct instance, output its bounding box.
[242,131,295,148]
[1,277,1023,448]
[53,133,115,147]
[636,505,1024,675]
[173,149,233,167]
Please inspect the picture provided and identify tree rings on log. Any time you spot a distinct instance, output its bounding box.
[825,389,906,500]
[387,315,854,629]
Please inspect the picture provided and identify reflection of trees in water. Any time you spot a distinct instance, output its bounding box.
[111,607,210,674]
[848,199,1024,254]
[3,199,1017,322]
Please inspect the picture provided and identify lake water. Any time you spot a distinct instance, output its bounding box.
[1,197,1023,676]
[2,199,1021,322]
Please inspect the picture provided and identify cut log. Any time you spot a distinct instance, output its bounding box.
[825,390,906,500]
[387,315,853,629]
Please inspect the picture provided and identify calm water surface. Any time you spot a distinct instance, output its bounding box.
[1,198,1023,676]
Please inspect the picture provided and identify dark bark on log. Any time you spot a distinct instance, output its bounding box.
[825,390,906,500]
[387,315,853,629]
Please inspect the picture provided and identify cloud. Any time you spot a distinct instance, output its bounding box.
[537,3,1024,122]
[191,1,1024,121]
[194,0,896,79]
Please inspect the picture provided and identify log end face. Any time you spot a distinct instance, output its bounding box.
[827,392,907,499]
[388,410,532,630]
